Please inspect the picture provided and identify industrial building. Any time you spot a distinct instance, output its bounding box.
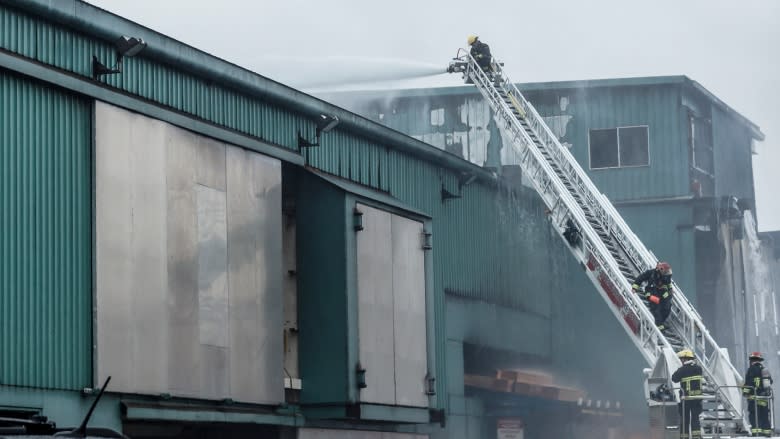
[0,0,776,438]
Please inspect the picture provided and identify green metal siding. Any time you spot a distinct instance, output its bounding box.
[0,70,91,390]
[0,5,314,152]
[307,130,389,190]
[617,204,697,305]
[712,105,755,201]
[524,85,689,202]
[296,173,349,405]
[332,84,691,202]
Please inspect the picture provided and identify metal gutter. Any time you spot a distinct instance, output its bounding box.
[0,0,496,182]
[684,78,765,141]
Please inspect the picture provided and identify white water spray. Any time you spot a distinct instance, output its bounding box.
[250,56,447,90]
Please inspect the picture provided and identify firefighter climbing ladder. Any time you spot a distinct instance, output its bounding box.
[448,52,750,435]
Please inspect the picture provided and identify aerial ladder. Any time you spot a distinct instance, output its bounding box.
[447,51,752,436]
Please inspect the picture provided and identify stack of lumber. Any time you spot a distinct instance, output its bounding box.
[464,369,584,402]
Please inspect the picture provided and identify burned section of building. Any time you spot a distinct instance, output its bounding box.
[0,0,777,438]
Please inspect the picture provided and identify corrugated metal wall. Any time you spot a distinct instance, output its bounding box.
[0,5,314,151]
[712,105,755,201]
[0,71,91,390]
[523,85,688,201]
[618,204,697,305]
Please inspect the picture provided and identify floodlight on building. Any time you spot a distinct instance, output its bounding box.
[92,36,147,79]
[316,114,340,134]
[298,114,340,148]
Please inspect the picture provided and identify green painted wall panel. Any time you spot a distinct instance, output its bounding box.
[617,204,697,305]
[296,172,350,405]
[0,70,91,390]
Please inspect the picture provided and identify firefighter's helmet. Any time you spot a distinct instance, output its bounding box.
[656,261,673,276]
[749,351,764,361]
[467,35,478,45]
[677,349,694,360]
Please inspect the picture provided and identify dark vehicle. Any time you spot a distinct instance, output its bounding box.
[0,378,126,439]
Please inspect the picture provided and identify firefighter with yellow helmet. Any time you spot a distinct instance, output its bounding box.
[466,35,492,73]
[672,349,703,438]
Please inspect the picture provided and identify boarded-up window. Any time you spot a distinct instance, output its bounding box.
[589,126,649,169]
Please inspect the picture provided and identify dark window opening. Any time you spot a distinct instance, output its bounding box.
[619,126,649,167]
[589,126,649,169]
[589,128,619,168]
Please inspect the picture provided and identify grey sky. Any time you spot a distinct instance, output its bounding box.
[87,0,780,230]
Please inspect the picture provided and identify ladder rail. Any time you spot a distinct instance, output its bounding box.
[456,52,748,430]
[462,55,671,365]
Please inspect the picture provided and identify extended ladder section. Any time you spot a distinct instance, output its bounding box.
[448,52,750,434]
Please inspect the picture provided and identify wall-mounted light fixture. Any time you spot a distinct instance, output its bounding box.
[93,36,147,79]
[299,114,340,148]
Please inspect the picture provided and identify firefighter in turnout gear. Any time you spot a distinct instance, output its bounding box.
[632,261,673,331]
[743,351,774,436]
[672,349,704,439]
[467,35,492,73]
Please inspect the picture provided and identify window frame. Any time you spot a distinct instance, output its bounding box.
[588,125,651,170]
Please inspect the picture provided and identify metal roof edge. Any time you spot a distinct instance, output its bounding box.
[305,168,431,219]
[324,75,765,142]
[517,75,688,91]
[0,0,495,179]
[683,78,765,141]
[322,76,689,101]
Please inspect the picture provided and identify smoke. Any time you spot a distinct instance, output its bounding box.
[249,55,448,90]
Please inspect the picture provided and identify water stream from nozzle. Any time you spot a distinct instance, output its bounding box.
[251,56,448,90]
